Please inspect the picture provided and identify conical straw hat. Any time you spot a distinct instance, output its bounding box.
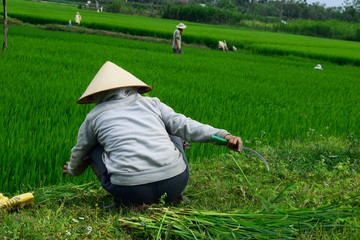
[77,61,152,104]
[176,23,187,29]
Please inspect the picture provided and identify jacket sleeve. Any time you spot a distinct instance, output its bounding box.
[68,118,97,176]
[158,99,230,142]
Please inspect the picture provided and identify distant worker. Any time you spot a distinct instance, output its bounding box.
[172,23,186,54]
[75,12,82,25]
[69,20,72,27]
[218,40,228,51]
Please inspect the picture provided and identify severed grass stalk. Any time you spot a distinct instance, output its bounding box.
[156,207,168,240]
[119,203,360,239]
[33,181,103,203]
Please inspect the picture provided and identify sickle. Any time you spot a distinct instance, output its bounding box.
[210,135,270,171]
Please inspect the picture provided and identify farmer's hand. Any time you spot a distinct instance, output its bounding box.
[224,134,243,154]
[63,161,70,175]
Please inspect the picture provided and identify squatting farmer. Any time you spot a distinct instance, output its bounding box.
[63,61,243,206]
[172,23,186,54]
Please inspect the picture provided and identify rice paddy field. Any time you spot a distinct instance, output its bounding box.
[1,22,358,193]
[1,1,360,238]
[3,0,360,65]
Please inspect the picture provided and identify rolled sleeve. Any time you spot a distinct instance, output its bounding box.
[158,100,229,142]
[68,119,97,176]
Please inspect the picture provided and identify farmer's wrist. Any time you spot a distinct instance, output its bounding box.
[224,134,232,140]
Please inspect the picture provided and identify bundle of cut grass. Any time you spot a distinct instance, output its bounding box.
[119,203,360,239]
[34,182,103,204]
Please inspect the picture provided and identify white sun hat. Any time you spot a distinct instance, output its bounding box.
[176,23,187,29]
[77,61,152,104]
[314,64,323,70]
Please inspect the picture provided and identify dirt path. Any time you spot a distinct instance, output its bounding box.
[9,17,209,49]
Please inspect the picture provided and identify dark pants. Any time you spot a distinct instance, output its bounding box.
[88,135,189,205]
[173,48,183,54]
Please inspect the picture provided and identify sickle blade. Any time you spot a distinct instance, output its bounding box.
[242,147,270,171]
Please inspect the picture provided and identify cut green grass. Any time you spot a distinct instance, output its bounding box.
[1,135,359,239]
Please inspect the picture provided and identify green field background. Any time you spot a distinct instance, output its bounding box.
[1,14,360,193]
[3,0,360,65]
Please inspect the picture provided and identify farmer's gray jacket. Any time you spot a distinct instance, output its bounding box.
[68,94,229,186]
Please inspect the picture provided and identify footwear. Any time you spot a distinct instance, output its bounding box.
[180,195,190,204]
[102,202,122,210]
[102,203,116,210]
[103,198,124,210]
[174,194,190,205]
